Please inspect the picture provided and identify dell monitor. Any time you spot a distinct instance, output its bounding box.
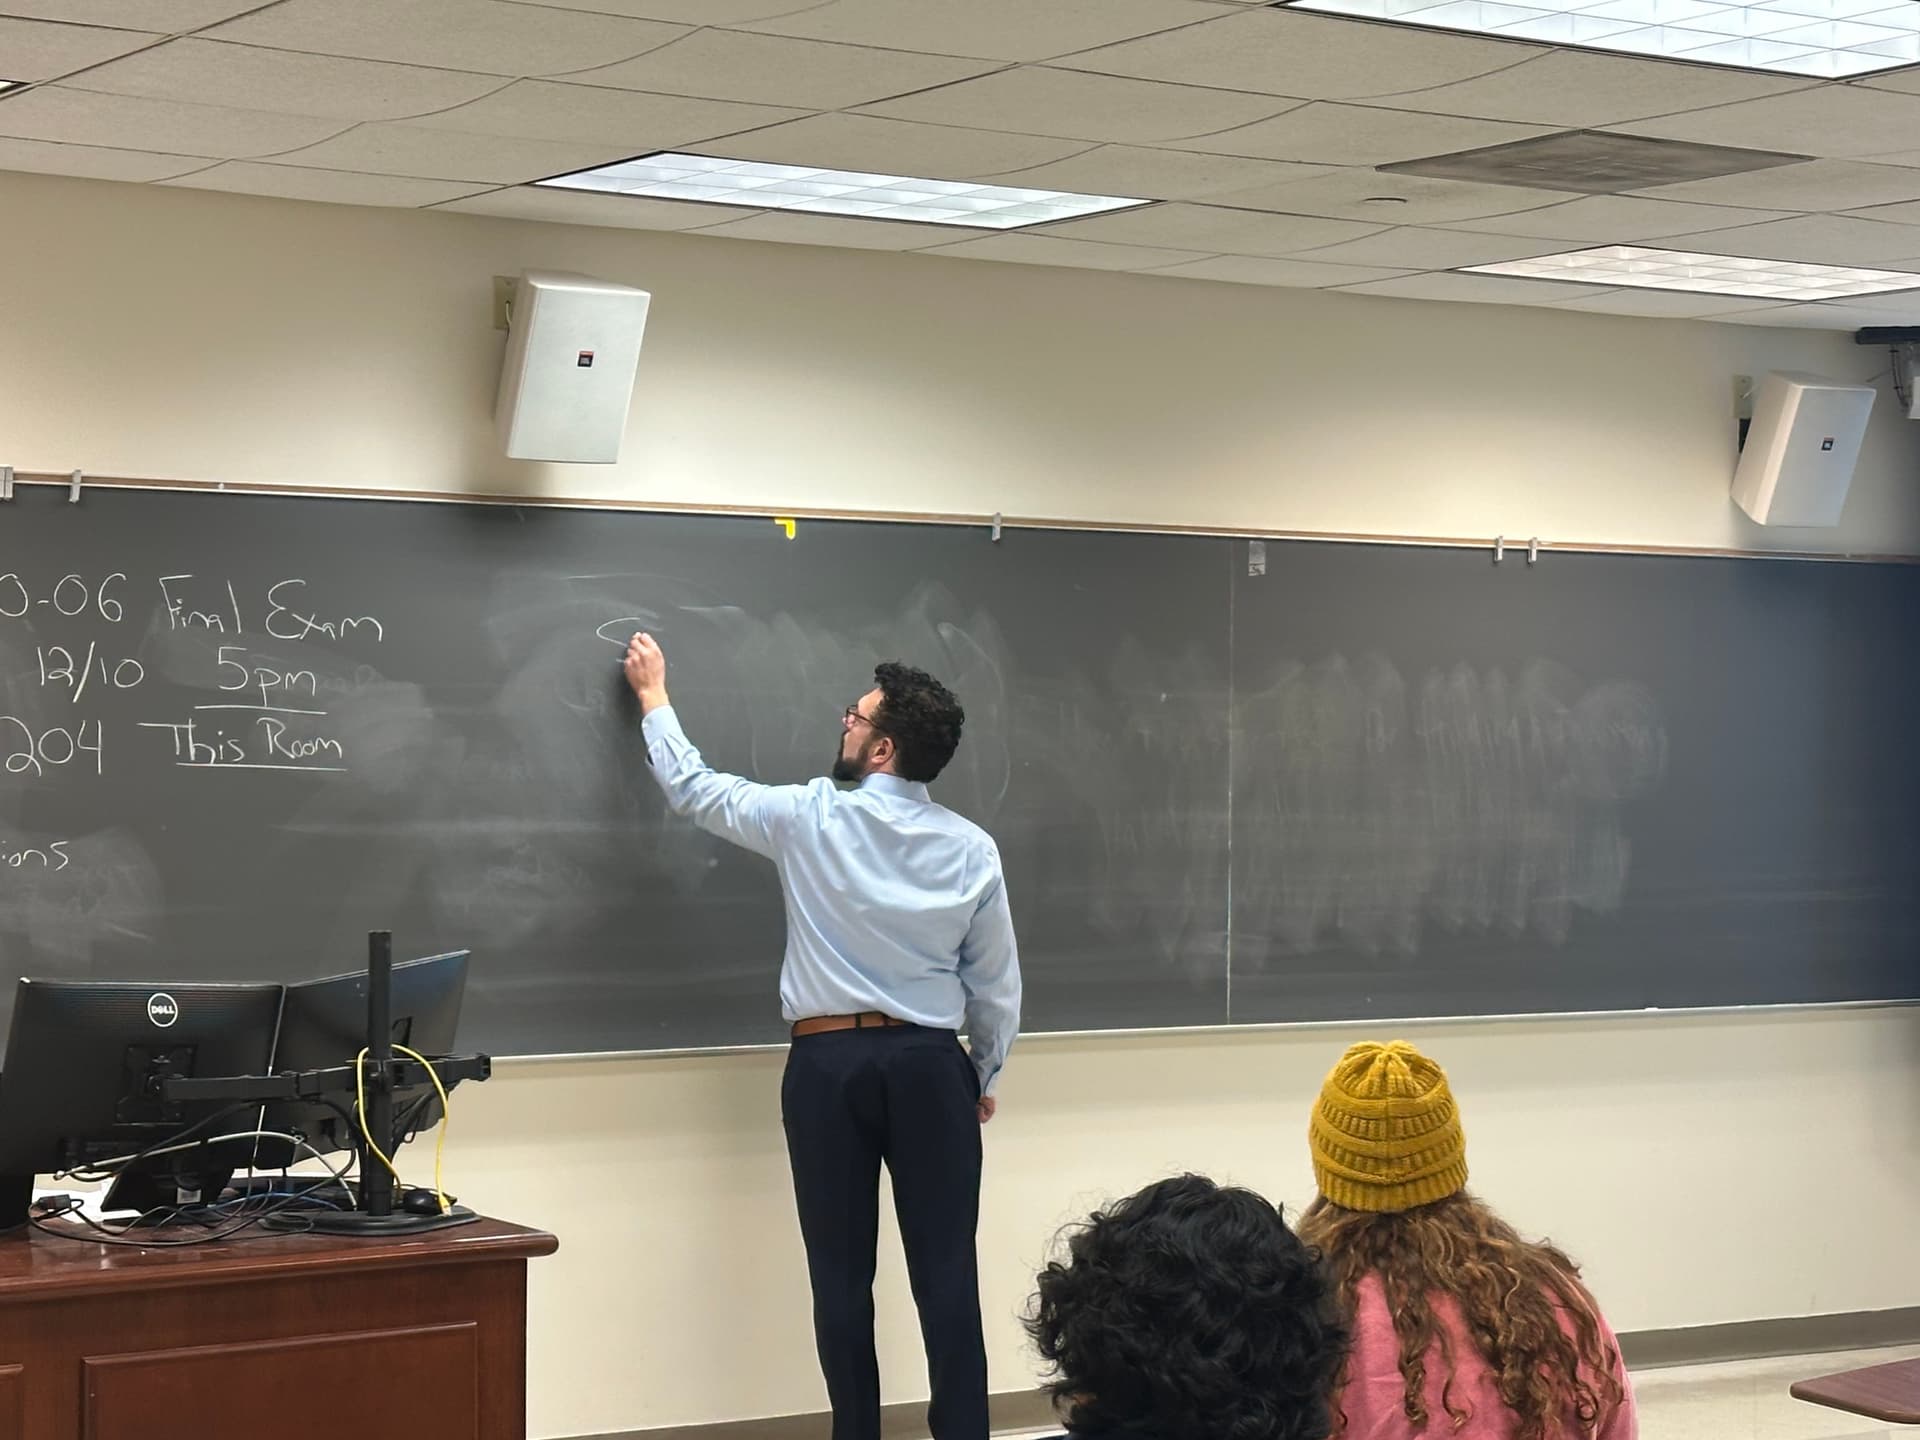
[0,979,283,1227]
[257,950,469,1165]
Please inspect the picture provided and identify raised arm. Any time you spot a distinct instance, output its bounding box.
[625,632,805,859]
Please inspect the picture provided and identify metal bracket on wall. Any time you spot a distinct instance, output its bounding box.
[0,466,12,501]
[68,469,83,503]
[991,512,1002,542]
[1493,535,1505,564]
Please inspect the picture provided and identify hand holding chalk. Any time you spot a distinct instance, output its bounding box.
[624,632,670,714]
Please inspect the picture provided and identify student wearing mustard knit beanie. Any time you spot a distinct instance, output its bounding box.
[1297,1042,1637,1440]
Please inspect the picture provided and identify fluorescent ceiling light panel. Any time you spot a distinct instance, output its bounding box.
[1277,0,1920,76]
[1467,244,1920,298]
[537,152,1148,229]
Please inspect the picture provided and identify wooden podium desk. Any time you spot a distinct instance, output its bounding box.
[0,1215,557,1440]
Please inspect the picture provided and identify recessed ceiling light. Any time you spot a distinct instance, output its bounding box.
[1466,245,1920,299]
[0,81,20,97]
[1275,0,1920,77]
[536,152,1150,230]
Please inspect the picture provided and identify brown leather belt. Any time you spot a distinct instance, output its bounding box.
[791,1012,908,1038]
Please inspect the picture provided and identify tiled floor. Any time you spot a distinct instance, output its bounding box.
[1632,1344,1920,1440]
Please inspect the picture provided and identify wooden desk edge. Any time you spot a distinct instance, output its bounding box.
[1790,1377,1920,1426]
[0,1216,557,1303]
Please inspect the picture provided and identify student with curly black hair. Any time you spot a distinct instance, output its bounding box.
[624,635,1021,1440]
[1028,1175,1351,1440]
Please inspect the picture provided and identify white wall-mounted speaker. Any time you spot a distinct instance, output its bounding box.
[1731,370,1874,527]
[494,271,651,464]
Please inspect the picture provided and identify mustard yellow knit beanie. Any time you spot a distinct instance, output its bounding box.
[1309,1040,1468,1214]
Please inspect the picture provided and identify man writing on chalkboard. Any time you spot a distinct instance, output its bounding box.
[623,632,1021,1440]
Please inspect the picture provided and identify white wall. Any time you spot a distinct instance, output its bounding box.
[2,170,1918,1440]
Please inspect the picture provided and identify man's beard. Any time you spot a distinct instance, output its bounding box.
[831,735,874,784]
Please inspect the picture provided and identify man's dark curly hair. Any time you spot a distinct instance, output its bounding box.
[1026,1176,1350,1440]
[871,661,964,783]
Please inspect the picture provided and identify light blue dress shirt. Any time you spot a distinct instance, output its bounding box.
[640,706,1022,1094]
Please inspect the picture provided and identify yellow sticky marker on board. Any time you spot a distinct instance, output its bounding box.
[774,517,796,539]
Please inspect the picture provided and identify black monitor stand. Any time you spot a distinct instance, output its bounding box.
[154,932,491,1236]
[274,931,483,1235]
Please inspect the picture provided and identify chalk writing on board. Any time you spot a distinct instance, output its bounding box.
[0,840,70,871]
[0,572,127,623]
[265,580,385,644]
[37,645,145,701]
[135,717,347,772]
[157,576,388,647]
[1,716,104,777]
[158,575,244,632]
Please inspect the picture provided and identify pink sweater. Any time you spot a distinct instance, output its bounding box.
[1337,1273,1637,1440]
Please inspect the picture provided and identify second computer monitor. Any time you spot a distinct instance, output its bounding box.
[262,950,470,1161]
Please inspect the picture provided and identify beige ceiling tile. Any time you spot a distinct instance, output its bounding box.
[1286,226,1564,268]
[1824,285,1920,312]
[69,39,506,120]
[922,231,1209,270]
[1847,197,1920,225]
[1362,50,1816,128]
[434,185,755,227]
[1447,195,1797,241]
[1035,201,1381,255]
[159,162,495,207]
[404,80,801,147]
[858,68,1295,146]
[1651,215,1920,266]
[1854,67,1920,98]
[571,31,999,110]
[1543,288,1788,318]
[0,15,161,79]
[0,134,206,179]
[1334,272,1619,304]
[1615,86,1920,161]
[206,0,687,77]
[0,86,349,156]
[1716,301,1920,329]
[269,124,630,182]
[497,0,820,19]
[1160,102,1552,167]
[0,1,260,23]
[731,0,1224,63]
[1213,167,1577,224]
[688,113,1089,179]
[695,212,984,249]
[1636,160,1920,212]
[972,145,1337,201]
[1149,254,1416,286]
[1060,8,1532,100]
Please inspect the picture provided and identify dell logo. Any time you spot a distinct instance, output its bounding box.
[146,992,180,1028]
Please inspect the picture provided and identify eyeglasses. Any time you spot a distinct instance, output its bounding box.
[843,705,886,735]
